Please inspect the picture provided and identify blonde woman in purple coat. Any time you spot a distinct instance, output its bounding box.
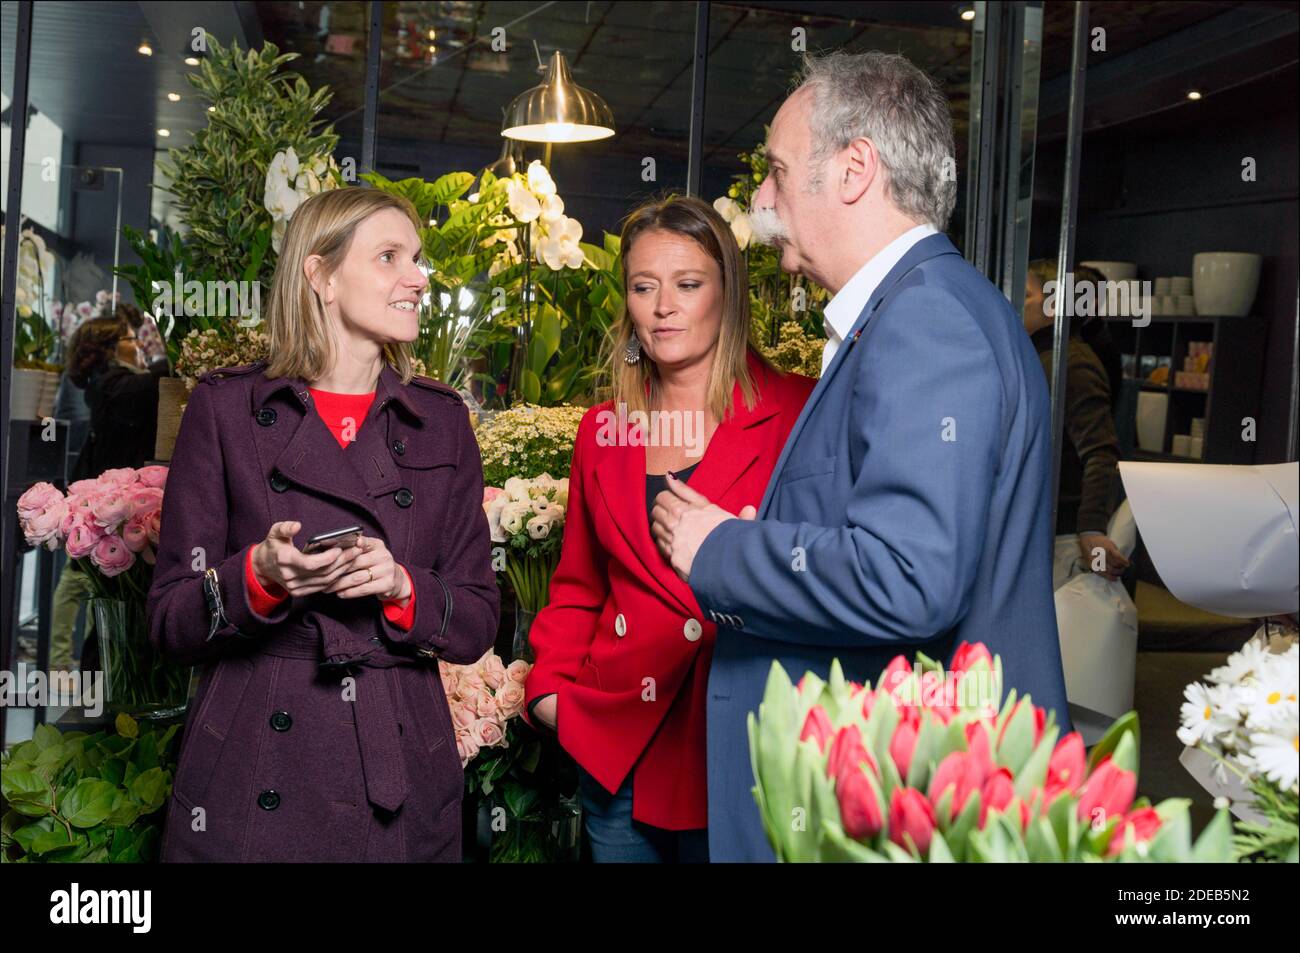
[147,187,499,861]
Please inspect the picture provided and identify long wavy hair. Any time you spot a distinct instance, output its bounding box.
[263,187,423,384]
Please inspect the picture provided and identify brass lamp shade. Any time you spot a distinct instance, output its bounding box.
[501,50,615,143]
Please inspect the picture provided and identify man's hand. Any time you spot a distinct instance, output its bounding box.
[650,474,756,582]
[1077,532,1129,582]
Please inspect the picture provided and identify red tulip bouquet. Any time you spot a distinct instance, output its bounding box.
[749,642,1234,862]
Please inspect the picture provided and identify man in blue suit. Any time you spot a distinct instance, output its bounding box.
[651,51,1071,862]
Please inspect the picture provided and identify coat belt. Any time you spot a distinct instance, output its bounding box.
[260,613,414,813]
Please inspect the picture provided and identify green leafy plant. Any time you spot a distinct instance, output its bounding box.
[1,714,178,863]
[157,35,339,292]
[363,168,623,406]
[1233,776,1299,863]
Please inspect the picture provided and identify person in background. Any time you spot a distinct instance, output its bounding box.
[48,306,168,674]
[1024,259,1128,586]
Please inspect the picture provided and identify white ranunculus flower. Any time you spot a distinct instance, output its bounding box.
[506,180,541,223]
[503,476,531,502]
[526,514,552,540]
[500,501,529,536]
[485,494,510,543]
[526,160,556,198]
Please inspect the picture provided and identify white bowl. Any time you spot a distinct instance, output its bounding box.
[1193,253,1261,317]
[1080,260,1138,282]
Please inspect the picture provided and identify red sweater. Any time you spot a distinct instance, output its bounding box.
[244,387,415,629]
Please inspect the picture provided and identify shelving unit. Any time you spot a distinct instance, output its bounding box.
[1104,313,1268,464]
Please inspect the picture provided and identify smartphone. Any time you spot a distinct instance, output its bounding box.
[301,525,362,555]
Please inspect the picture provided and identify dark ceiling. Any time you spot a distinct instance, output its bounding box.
[254,0,975,172]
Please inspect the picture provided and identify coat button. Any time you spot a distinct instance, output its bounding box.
[394,487,414,508]
[269,711,292,732]
[257,790,281,810]
[391,439,406,456]
[684,618,702,642]
[614,613,627,637]
[269,472,290,493]
[255,408,277,427]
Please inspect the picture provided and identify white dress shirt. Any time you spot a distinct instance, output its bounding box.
[820,223,938,373]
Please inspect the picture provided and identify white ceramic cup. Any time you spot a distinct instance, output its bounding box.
[1172,434,1192,457]
[1171,276,1193,295]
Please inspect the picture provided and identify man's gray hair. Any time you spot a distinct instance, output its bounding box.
[796,51,957,231]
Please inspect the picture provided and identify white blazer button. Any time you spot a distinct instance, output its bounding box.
[615,613,627,637]
[683,618,702,642]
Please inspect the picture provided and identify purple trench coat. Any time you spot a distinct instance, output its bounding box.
[146,361,499,862]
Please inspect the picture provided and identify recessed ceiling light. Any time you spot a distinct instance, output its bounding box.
[207,105,215,112]
[1186,90,1203,101]
[158,128,170,137]
[184,56,200,66]
[427,29,436,41]
[167,92,181,102]
[138,41,153,56]
[960,7,975,21]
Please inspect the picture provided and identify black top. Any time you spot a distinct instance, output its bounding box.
[71,361,168,482]
[645,460,700,520]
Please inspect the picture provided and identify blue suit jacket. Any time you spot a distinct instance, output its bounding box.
[690,233,1071,862]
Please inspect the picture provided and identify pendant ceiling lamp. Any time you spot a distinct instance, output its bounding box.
[501,50,615,144]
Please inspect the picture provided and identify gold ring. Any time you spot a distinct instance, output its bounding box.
[367,568,374,583]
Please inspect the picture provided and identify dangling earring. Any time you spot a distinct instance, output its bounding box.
[624,335,642,365]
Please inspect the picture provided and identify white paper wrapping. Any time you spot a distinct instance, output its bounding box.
[1119,461,1299,618]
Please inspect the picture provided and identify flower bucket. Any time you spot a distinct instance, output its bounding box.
[91,598,191,720]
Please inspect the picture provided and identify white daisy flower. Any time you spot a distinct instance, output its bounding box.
[1246,728,1299,791]
[1177,681,1239,746]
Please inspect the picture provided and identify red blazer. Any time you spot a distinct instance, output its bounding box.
[524,355,815,830]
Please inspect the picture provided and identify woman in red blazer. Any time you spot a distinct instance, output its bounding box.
[524,195,815,862]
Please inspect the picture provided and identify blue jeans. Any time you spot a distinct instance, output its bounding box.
[577,766,709,863]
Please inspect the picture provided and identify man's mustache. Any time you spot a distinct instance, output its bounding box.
[749,206,790,246]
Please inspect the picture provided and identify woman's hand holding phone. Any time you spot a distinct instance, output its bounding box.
[251,521,362,596]
[325,535,411,603]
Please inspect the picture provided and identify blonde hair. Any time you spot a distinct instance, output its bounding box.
[264,186,423,384]
[606,194,769,421]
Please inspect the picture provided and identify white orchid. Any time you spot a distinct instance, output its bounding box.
[536,215,584,270]
[526,160,557,198]
[539,193,565,223]
[506,179,541,223]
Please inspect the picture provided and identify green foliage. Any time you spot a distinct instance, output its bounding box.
[364,169,623,405]
[156,36,339,292]
[1,714,179,863]
[1233,776,1299,863]
[724,141,828,352]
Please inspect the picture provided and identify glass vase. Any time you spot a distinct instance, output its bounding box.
[511,606,536,663]
[91,598,192,720]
